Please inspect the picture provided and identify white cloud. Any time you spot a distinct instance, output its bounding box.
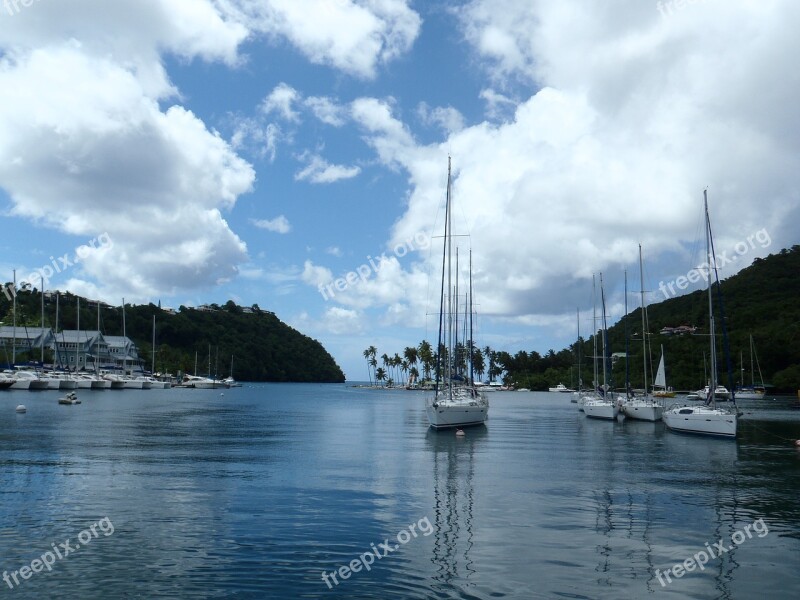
[242,0,421,79]
[305,96,347,126]
[417,102,465,134]
[261,82,301,122]
[295,153,361,184]
[251,216,291,234]
[301,260,333,288]
[326,246,343,257]
[306,0,800,330]
[0,39,254,301]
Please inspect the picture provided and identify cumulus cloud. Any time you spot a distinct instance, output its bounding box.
[306,0,800,336]
[241,0,421,79]
[251,216,291,234]
[295,152,361,184]
[261,82,302,122]
[417,102,465,134]
[0,38,253,301]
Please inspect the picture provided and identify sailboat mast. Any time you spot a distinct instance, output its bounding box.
[639,244,648,395]
[576,307,581,390]
[12,269,16,364]
[151,315,156,374]
[469,249,474,386]
[76,296,80,372]
[96,301,101,375]
[592,274,598,390]
[446,160,453,401]
[40,276,45,365]
[705,191,717,407]
[624,269,629,397]
[434,159,451,394]
[55,292,60,369]
[454,248,459,378]
[122,298,127,376]
[599,272,608,393]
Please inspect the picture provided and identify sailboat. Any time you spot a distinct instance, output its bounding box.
[736,334,765,399]
[577,275,601,411]
[663,191,738,438]
[621,246,664,421]
[426,158,488,429]
[652,346,676,398]
[583,273,621,420]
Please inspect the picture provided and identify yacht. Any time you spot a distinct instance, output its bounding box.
[548,383,575,393]
[663,192,738,438]
[425,158,488,429]
[180,375,219,389]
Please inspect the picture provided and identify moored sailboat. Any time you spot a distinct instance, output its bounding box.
[583,273,620,420]
[426,158,488,429]
[621,246,663,422]
[663,191,738,438]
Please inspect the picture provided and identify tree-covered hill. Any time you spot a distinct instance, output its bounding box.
[497,245,800,392]
[1,294,345,383]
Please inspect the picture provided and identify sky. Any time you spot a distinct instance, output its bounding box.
[0,0,798,380]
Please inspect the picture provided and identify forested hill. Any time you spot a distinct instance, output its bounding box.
[498,245,800,392]
[2,295,345,383]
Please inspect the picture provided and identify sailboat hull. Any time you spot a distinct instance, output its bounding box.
[426,403,488,429]
[583,399,620,420]
[426,388,489,429]
[621,399,664,422]
[663,406,737,438]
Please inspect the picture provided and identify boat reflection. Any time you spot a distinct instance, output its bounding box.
[425,427,487,592]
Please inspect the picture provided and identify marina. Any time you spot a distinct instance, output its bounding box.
[2,385,798,598]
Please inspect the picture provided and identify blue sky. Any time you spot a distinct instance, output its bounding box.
[1,1,798,380]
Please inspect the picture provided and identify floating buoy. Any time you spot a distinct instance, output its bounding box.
[15,405,26,413]
[455,429,465,437]
[794,439,800,448]
[220,393,224,396]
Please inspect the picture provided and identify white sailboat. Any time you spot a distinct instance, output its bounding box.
[736,334,765,399]
[663,191,738,438]
[583,273,620,420]
[652,347,676,398]
[621,246,664,422]
[577,275,601,411]
[426,158,488,429]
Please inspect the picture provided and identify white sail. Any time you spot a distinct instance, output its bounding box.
[654,353,666,389]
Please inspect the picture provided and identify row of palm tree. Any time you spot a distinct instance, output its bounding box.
[363,342,501,387]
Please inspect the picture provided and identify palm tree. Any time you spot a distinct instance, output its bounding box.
[381,353,390,375]
[401,359,409,386]
[369,356,378,386]
[418,340,433,381]
[473,346,485,383]
[375,367,387,387]
[393,353,402,384]
[409,366,420,386]
[484,345,494,382]
[404,346,418,375]
[363,347,374,386]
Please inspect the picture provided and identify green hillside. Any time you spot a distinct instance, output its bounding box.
[497,245,800,392]
[1,294,345,383]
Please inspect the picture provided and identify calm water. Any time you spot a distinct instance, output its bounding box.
[1,385,799,599]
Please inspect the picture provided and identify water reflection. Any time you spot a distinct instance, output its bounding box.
[425,427,487,595]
